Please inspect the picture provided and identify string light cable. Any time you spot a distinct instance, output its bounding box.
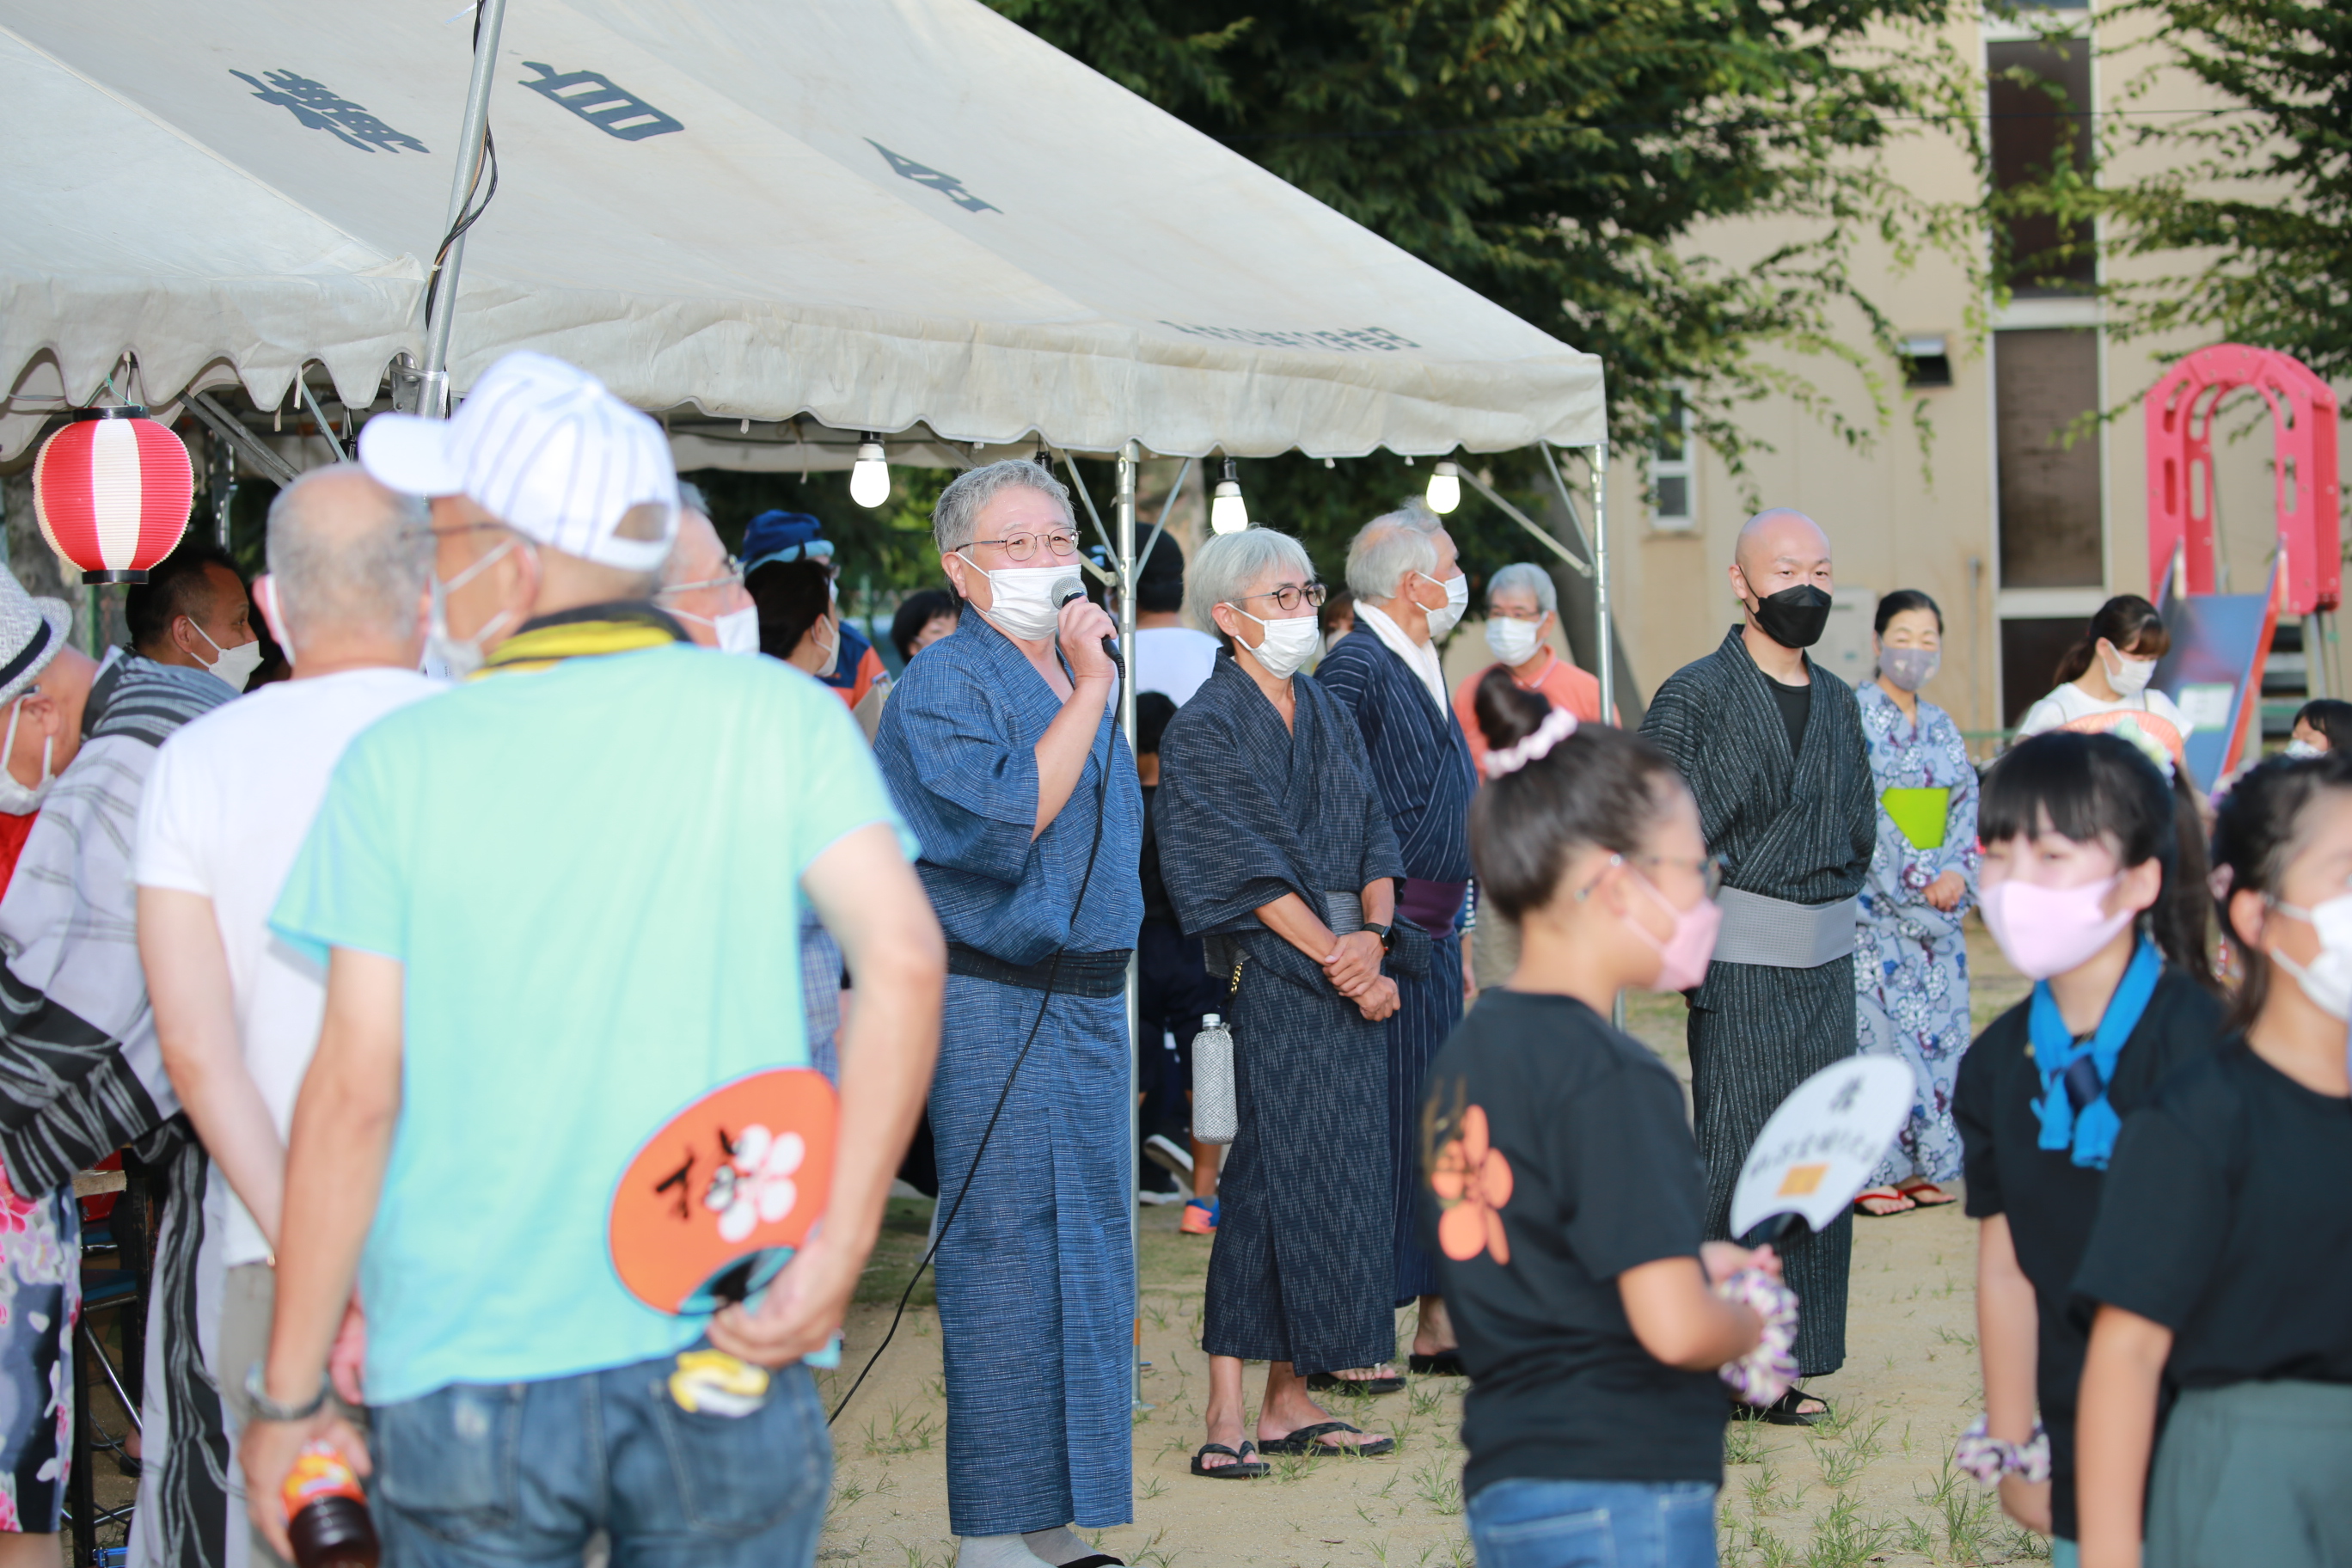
[826,700,1119,1426]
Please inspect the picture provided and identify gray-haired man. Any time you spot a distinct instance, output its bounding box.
[132,465,442,1568]
[872,460,1139,1568]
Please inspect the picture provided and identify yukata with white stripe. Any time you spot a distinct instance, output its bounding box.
[1314,630,1477,1305]
[872,612,1142,1540]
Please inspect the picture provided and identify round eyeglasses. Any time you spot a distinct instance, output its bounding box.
[961,530,1081,562]
[1235,583,1328,612]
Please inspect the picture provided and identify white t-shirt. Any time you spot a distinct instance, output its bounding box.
[133,667,442,1266]
[2015,681,2194,742]
[1136,626,1221,706]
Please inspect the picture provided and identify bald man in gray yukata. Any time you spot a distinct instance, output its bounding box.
[1638,510,1877,1416]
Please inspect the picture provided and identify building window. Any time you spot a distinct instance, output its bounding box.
[1988,36,2097,297]
[1902,334,1953,389]
[1994,328,2104,590]
[1650,393,1694,532]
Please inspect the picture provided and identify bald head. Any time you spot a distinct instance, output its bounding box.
[1730,508,1833,607]
[266,464,433,650]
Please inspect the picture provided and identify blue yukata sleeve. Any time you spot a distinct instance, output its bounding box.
[1938,709,1981,895]
[881,658,1038,888]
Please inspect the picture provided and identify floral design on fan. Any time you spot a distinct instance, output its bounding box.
[701,1124,805,1244]
[1430,1103,1514,1264]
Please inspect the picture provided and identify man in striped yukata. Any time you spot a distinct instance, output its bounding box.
[1316,503,1479,1383]
[1638,508,1877,1423]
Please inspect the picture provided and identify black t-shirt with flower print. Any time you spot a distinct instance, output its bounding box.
[1419,989,1724,1496]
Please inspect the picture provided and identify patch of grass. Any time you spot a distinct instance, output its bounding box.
[1410,1455,1462,1516]
[2001,1525,2054,1560]
[1804,1491,1893,1568]
[861,1402,940,1457]
[1724,1417,1767,1467]
[1811,1415,1886,1489]
[1136,1474,1167,1500]
[1742,1461,1785,1518]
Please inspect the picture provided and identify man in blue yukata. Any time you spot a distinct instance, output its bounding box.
[1317,504,1479,1382]
[873,460,1143,1568]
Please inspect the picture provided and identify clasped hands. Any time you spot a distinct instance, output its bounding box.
[1322,928,1398,1020]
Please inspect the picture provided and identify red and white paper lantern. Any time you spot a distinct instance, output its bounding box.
[32,407,193,584]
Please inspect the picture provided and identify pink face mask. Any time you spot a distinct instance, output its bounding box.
[1624,869,1723,992]
[1978,874,2132,980]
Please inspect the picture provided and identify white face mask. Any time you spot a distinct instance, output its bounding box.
[0,696,55,815]
[1417,571,1469,640]
[2286,738,2324,760]
[2269,892,2352,1020]
[811,617,841,679]
[189,620,263,694]
[1228,605,1321,679]
[669,603,762,656]
[427,536,524,680]
[962,558,1068,643]
[2102,646,2157,698]
[1485,615,1543,667]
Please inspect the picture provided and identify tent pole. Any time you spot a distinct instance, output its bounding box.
[1117,440,1151,1412]
[1586,442,1623,1030]
[420,0,511,419]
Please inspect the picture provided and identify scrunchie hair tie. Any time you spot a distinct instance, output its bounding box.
[1715,1267,1800,1408]
[1483,705,1577,780]
[1954,1413,2051,1486]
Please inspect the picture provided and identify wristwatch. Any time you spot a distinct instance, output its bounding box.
[244,1362,328,1424]
[1363,922,1396,952]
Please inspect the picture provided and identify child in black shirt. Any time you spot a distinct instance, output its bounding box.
[1422,673,1790,1568]
[2073,754,2352,1568]
[1952,729,2221,1561]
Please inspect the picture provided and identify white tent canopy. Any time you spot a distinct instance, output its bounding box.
[0,0,1603,464]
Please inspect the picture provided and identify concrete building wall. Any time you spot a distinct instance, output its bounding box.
[1590,1,2340,741]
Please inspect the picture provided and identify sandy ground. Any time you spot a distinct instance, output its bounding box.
[815,921,2045,1568]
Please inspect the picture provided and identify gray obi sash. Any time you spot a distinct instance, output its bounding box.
[1711,887,1859,969]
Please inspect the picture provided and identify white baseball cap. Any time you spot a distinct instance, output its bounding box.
[358,352,679,573]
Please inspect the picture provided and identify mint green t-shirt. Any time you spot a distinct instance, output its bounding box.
[272,641,910,1404]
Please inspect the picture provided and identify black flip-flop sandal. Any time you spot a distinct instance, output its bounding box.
[1256,1420,1397,1457]
[1306,1369,1406,1396]
[1754,1387,1828,1427]
[1406,1351,1466,1376]
[1059,1557,1126,1567]
[1190,1440,1269,1479]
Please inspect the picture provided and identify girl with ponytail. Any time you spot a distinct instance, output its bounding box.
[2073,753,2352,1567]
[1421,669,1794,1568]
[1951,730,2225,1564]
[2016,596,2192,756]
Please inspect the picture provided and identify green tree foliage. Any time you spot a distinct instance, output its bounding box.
[2087,0,2352,378]
[989,0,1981,475]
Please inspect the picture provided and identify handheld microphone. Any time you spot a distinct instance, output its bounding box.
[1050,576,1124,674]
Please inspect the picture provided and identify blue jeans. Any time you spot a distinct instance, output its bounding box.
[1467,1478,1719,1568]
[370,1351,830,1568]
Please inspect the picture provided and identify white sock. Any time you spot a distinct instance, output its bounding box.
[1022,1527,1105,1566]
[956,1535,1054,1568]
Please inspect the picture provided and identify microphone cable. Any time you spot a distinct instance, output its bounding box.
[829,691,1121,1425]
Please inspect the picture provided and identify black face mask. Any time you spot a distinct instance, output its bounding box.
[1748,583,1833,649]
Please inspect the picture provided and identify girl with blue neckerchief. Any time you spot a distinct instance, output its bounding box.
[1951,730,2223,1567]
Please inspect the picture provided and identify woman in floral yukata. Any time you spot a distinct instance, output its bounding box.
[1852,589,1980,1216]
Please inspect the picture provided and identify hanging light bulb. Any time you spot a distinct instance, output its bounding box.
[1210,457,1250,534]
[849,435,890,508]
[1425,460,1462,515]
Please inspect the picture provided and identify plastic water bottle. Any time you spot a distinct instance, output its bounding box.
[1191,1013,1235,1144]
[283,1441,377,1568]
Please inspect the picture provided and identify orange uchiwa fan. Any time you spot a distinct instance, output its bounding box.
[608,1069,838,1315]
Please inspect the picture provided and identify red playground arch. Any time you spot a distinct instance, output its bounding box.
[2144,345,2342,781]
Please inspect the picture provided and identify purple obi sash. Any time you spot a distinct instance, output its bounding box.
[1399,877,1469,939]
